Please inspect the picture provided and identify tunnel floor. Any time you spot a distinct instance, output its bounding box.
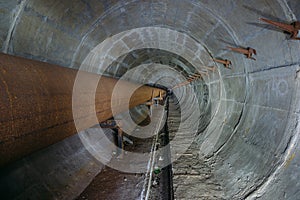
[77,97,225,200]
[77,162,145,200]
[77,105,169,200]
[77,133,152,200]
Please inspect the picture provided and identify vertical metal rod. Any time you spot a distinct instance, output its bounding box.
[117,127,124,159]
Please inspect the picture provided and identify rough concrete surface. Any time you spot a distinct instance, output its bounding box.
[0,0,300,199]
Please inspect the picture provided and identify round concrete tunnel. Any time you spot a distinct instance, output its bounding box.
[0,0,300,199]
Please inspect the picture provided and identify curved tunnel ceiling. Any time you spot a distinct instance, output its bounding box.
[0,0,300,199]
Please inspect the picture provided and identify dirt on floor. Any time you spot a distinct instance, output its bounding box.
[77,117,155,200]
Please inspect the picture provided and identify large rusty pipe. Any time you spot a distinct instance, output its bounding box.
[0,53,165,166]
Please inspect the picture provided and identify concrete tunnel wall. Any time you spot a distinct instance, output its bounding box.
[0,0,300,199]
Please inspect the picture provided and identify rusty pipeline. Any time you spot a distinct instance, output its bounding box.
[0,53,165,166]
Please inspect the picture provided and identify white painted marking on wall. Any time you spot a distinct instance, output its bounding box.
[203,21,220,42]
[265,78,289,102]
[3,0,28,53]
[277,0,297,21]
[246,70,300,199]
